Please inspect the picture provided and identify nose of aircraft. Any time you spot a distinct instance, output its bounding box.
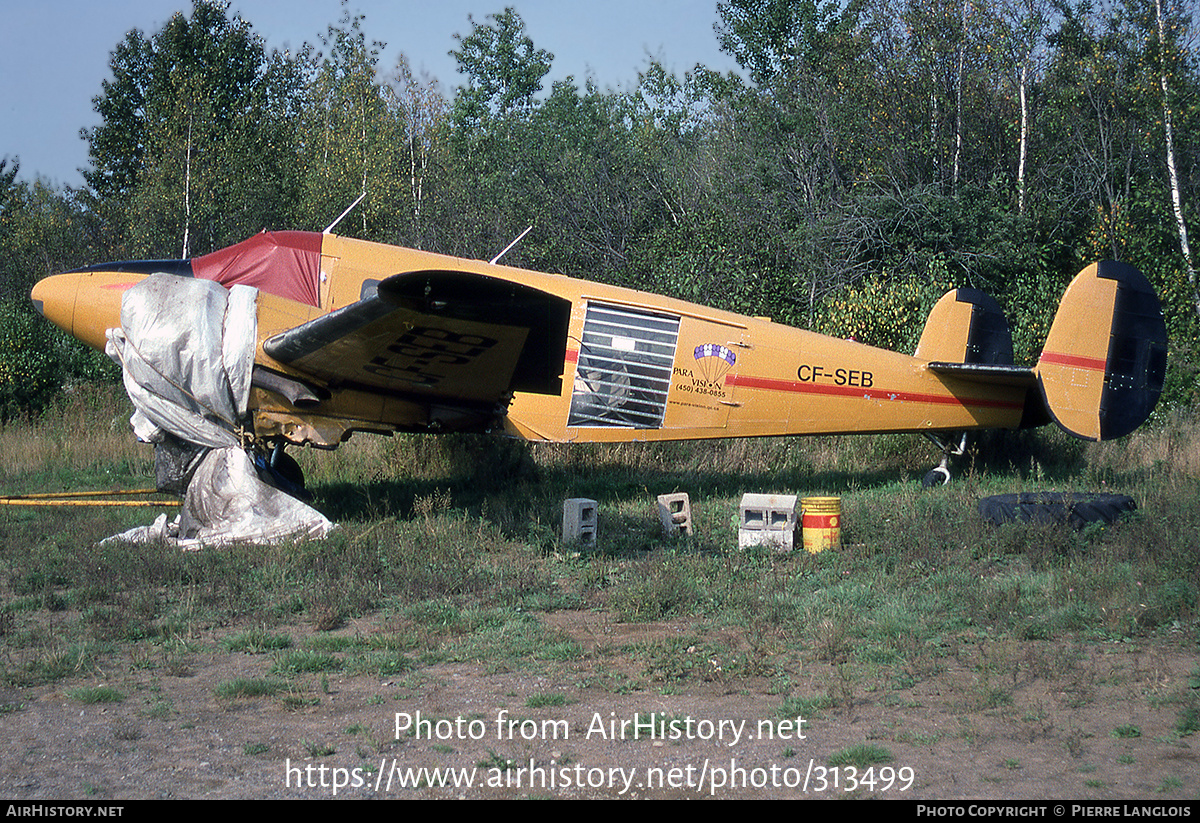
[30,270,144,351]
[30,273,80,338]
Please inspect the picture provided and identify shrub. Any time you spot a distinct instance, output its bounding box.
[811,270,948,354]
[0,301,62,419]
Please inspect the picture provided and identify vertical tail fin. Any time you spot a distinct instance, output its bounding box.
[915,287,1015,365]
[1036,261,1167,441]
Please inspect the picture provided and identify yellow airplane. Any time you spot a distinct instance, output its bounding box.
[30,230,1168,487]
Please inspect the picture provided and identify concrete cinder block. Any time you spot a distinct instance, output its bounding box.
[563,497,599,544]
[738,492,798,551]
[656,492,693,537]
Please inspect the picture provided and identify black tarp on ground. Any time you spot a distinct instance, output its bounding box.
[978,492,1136,529]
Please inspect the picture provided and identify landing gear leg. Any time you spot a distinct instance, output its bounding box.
[922,432,968,487]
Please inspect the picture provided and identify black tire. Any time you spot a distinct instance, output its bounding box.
[923,466,951,487]
[253,448,312,502]
[978,492,1136,529]
[270,450,305,490]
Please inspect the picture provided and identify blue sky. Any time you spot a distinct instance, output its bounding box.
[0,1,740,189]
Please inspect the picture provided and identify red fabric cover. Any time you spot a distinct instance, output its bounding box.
[192,231,323,307]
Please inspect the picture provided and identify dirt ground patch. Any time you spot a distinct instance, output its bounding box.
[1,609,1196,800]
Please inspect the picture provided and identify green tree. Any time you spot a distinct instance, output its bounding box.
[1040,0,1152,248]
[0,299,62,420]
[704,0,877,321]
[450,6,552,128]
[992,0,1052,214]
[0,157,17,208]
[0,177,98,303]
[1149,0,1200,321]
[715,0,855,87]
[0,174,114,415]
[295,9,408,239]
[385,54,450,249]
[83,0,303,257]
[516,78,664,282]
[439,7,554,259]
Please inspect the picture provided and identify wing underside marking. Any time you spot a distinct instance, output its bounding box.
[263,270,570,406]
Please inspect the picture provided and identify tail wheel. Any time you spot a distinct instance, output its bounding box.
[921,431,967,487]
[922,466,951,487]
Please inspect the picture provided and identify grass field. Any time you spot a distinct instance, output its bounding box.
[1,383,1197,798]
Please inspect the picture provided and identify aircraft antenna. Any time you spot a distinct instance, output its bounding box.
[490,226,533,264]
[323,192,367,234]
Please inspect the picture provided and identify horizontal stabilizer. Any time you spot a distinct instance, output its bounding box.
[927,361,1036,387]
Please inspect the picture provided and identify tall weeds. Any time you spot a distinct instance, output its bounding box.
[1,388,1196,693]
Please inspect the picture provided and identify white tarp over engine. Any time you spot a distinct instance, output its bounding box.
[102,274,334,547]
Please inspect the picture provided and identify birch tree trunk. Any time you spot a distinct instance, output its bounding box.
[1018,60,1028,215]
[182,112,192,260]
[1158,0,1200,320]
[952,0,969,191]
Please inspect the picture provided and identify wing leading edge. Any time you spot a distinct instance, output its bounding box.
[263,270,572,407]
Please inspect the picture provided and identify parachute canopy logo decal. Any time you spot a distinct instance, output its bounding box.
[693,343,736,384]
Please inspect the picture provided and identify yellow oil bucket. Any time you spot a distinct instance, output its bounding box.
[801,497,842,553]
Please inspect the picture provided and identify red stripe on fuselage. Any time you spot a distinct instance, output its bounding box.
[724,374,1023,410]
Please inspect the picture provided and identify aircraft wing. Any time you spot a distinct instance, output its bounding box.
[263,270,572,406]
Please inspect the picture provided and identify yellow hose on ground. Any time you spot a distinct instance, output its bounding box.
[0,489,180,507]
